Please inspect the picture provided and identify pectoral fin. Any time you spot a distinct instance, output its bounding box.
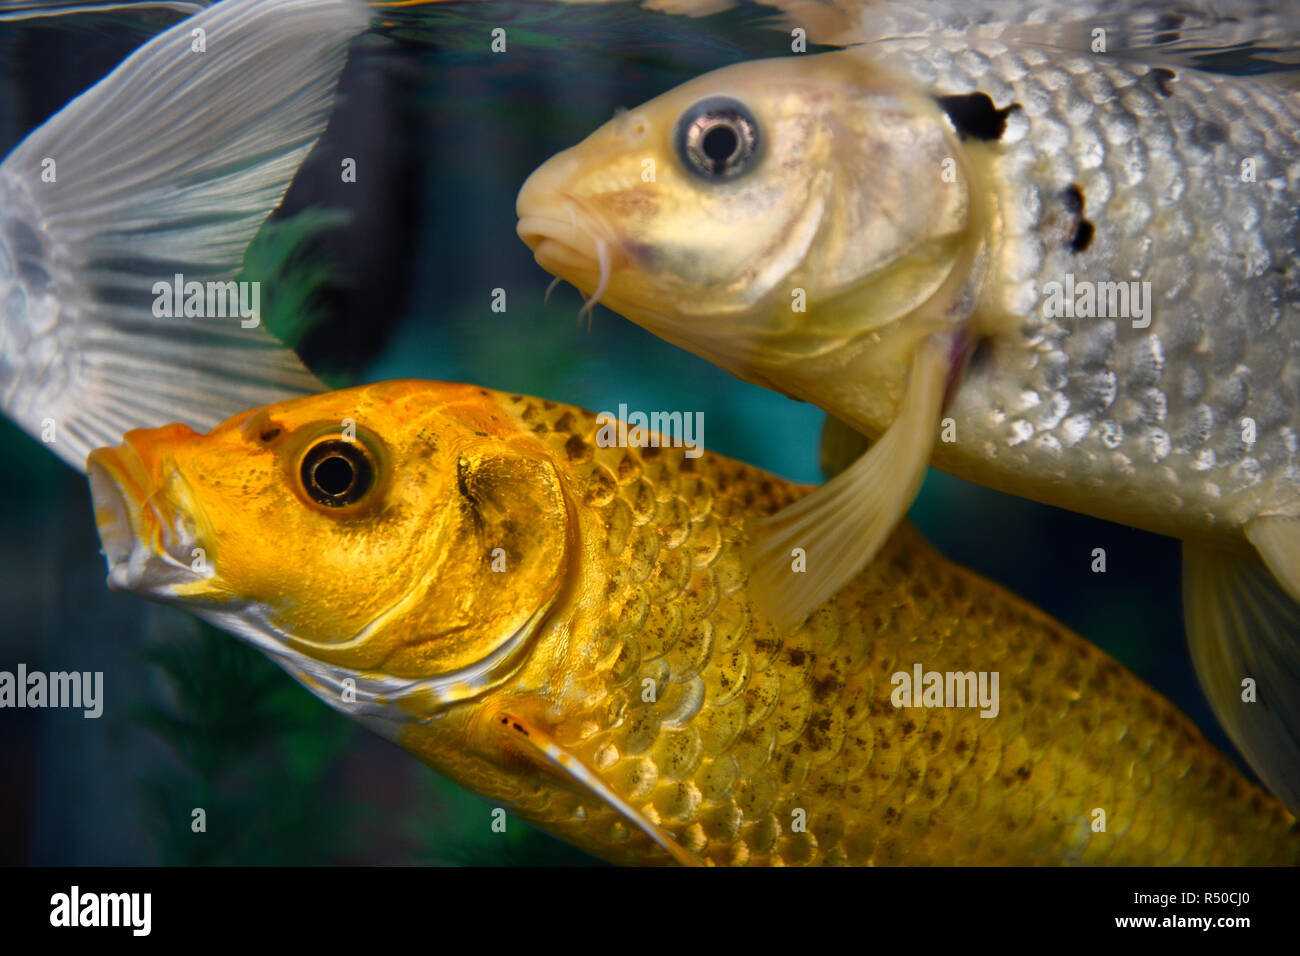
[1182,540,1300,812]
[492,710,702,867]
[748,335,950,630]
[819,414,872,480]
[1245,515,1300,604]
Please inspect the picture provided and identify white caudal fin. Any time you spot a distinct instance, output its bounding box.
[0,0,368,471]
[0,2,207,21]
[1183,539,1300,813]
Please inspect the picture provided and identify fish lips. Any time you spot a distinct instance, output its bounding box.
[516,162,614,284]
[517,208,605,282]
[86,440,209,599]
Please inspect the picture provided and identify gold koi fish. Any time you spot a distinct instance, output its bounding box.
[86,381,1298,864]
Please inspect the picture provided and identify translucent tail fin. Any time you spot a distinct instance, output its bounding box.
[1183,541,1300,813]
[0,0,368,470]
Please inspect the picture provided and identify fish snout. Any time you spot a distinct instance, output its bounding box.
[86,432,207,597]
[516,152,614,273]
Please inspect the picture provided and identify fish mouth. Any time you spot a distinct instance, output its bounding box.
[517,206,607,281]
[516,164,617,318]
[87,440,207,598]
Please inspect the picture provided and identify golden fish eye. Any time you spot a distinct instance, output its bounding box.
[675,97,760,181]
[300,439,374,508]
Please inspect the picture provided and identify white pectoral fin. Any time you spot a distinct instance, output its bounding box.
[1245,515,1300,605]
[493,711,702,867]
[1182,539,1300,813]
[1,0,369,471]
[748,336,950,631]
[818,414,872,480]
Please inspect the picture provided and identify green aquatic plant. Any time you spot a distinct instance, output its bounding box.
[132,619,362,865]
[238,208,352,358]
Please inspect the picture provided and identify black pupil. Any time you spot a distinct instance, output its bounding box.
[313,455,355,497]
[677,98,758,181]
[702,123,738,162]
[301,439,372,507]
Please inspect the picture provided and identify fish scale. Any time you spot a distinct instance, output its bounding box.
[372,392,1298,865]
[859,34,1300,539]
[0,177,67,419]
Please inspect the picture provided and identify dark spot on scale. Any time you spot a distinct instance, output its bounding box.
[1199,120,1227,145]
[259,427,281,443]
[1070,219,1095,253]
[1061,183,1084,215]
[1061,184,1095,253]
[1149,67,1176,98]
[934,91,1020,141]
[811,675,843,699]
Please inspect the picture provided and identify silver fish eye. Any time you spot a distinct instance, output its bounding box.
[675,97,760,181]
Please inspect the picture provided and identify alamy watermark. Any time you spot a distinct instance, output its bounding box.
[891,663,999,718]
[1041,273,1151,329]
[595,404,704,458]
[152,273,260,328]
[0,664,102,718]
[50,886,150,936]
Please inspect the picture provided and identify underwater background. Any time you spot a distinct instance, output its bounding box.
[0,1,1228,865]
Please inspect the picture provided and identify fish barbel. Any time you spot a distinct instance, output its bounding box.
[0,0,367,471]
[515,3,1300,810]
[86,381,1298,864]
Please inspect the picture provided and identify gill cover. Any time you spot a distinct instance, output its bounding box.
[270,438,574,691]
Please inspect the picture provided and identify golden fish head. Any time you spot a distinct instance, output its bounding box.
[86,381,572,723]
[516,49,974,383]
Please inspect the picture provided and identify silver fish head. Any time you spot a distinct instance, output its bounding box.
[516,50,975,384]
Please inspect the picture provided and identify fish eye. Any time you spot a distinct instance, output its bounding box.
[300,439,374,508]
[675,97,760,181]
